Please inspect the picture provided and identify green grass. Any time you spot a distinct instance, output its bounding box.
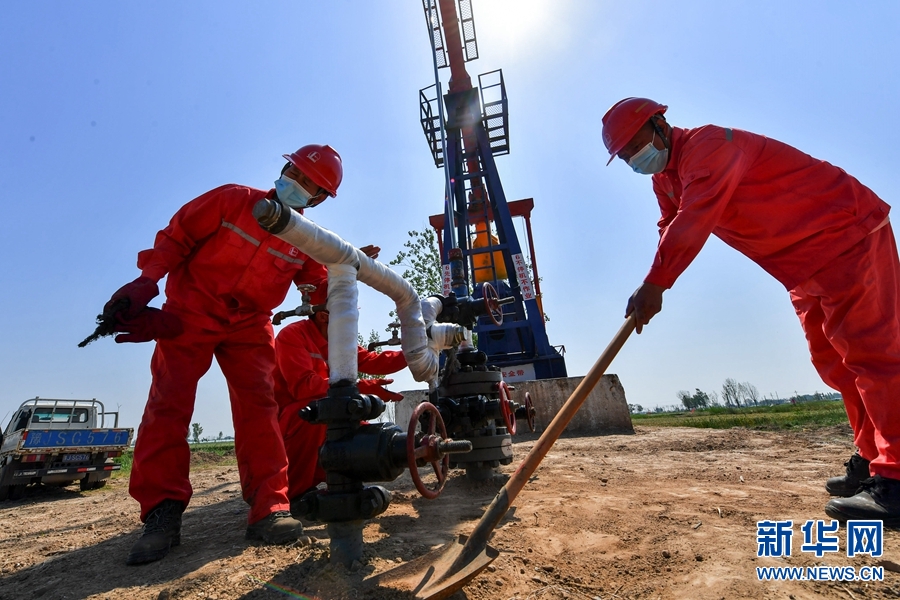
[109,403,845,480]
[187,441,237,457]
[630,399,848,430]
[112,441,236,479]
[112,450,133,479]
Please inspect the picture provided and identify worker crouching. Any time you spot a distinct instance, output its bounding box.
[273,305,408,511]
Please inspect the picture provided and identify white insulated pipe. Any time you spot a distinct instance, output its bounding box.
[254,201,443,385]
[421,296,468,351]
[326,263,359,382]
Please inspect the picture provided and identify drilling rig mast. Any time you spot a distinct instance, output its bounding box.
[419,0,567,381]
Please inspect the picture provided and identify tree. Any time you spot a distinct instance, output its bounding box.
[191,422,203,444]
[693,388,710,408]
[721,378,741,407]
[628,403,644,414]
[389,228,443,300]
[738,381,760,406]
[357,329,387,380]
[677,388,710,410]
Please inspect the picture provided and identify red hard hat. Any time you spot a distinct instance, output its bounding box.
[283,144,343,197]
[601,98,668,165]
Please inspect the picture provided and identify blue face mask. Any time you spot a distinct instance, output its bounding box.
[274,175,314,208]
[628,131,669,175]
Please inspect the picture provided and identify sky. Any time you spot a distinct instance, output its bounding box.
[2,1,899,437]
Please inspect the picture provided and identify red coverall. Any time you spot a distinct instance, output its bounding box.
[274,318,407,500]
[129,184,327,524]
[647,125,899,480]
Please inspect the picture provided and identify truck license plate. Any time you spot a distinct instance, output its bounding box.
[63,453,90,463]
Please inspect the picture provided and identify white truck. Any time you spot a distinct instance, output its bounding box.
[0,398,133,500]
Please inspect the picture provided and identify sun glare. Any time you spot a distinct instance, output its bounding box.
[471,0,571,58]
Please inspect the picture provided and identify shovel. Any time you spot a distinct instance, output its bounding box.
[366,315,637,599]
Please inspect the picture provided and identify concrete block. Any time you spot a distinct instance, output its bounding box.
[395,374,633,435]
[392,389,430,432]
[518,375,633,434]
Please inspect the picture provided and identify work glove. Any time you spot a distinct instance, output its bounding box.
[358,378,404,402]
[359,244,381,260]
[105,276,159,319]
[113,307,184,343]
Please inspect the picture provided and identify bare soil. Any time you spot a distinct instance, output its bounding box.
[1,425,899,600]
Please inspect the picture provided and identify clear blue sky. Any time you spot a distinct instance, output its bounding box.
[2,1,898,436]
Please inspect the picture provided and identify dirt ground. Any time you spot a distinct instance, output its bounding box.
[1,424,899,600]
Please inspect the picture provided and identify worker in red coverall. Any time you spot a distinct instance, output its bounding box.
[603,97,900,526]
[273,306,407,513]
[105,145,349,565]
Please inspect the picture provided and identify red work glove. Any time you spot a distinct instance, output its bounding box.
[358,378,403,402]
[113,308,184,343]
[105,276,160,319]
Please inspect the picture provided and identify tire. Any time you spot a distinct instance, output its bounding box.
[0,462,16,501]
[80,477,107,492]
[8,485,26,500]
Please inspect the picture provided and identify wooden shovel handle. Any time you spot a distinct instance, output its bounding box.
[461,314,637,558]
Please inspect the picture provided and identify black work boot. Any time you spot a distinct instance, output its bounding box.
[825,475,900,527]
[246,511,311,545]
[825,453,870,497]
[126,499,184,565]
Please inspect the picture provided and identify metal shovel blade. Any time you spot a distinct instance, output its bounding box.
[364,534,498,599]
[368,316,636,599]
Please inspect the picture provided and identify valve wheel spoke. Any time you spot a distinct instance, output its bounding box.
[482,282,503,326]
[498,380,516,435]
[407,402,450,499]
[525,391,536,432]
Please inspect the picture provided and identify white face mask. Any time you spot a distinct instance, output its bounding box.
[274,174,314,208]
[628,131,669,175]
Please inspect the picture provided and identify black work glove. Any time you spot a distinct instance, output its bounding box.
[105,276,159,319]
[113,307,183,343]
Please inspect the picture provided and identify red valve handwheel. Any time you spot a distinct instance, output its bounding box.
[497,380,516,435]
[524,391,536,432]
[482,282,503,326]
[406,402,450,499]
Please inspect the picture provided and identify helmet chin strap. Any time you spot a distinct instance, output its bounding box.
[650,115,671,150]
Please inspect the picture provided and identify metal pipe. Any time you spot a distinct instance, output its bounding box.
[524,213,542,299]
[438,0,471,92]
[254,199,440,385]
[425,0,457,252]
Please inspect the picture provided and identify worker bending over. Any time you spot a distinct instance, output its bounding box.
[106,145,342,565]
[603,97,900,525]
